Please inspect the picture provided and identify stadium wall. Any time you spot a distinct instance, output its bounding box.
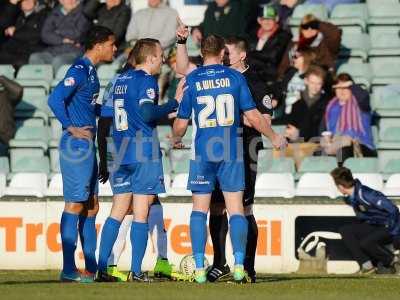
[0,201,385,274]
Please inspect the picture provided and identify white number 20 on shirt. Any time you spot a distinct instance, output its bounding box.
[197,94,234,128]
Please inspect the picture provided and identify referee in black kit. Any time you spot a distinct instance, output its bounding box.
[207,37,274,283]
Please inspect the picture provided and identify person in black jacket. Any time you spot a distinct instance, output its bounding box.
[284,64,329,142]
[0,0,21,43]
[331,167,400,274]
[248,4,292,82]
[83,0,130,51]
[0,0,48,69]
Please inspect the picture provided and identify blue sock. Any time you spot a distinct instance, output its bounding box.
[229,215,248,266]
[61,211,79,274]
[131,221,149,275]
[190,211,207,269]
[78,215,98,273]
[98,217,121,272]
[148,204,168,259]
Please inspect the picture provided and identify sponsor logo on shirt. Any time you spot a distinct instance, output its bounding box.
[146,88,156,99]
[64,77,75,87]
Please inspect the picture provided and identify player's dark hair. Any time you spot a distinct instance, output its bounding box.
[305,64,326,81]
[84,26,115,51]
[200,34,225,59]
[330,167,355,188]
[224,36,248,53]
[132,38,161,65]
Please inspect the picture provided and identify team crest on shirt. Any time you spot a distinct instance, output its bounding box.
[262,95,273,109]
[64,77,75,86]
[146,88,156,99]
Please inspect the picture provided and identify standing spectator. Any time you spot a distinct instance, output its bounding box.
[284,65,329,142]
[125,0,178,52]
[273,47,316,122]
[29,0,90,72]
[331,167,400,274]
[248,4,292,82]
[191,0,258,42]
[0,0,48,69]
[83,0,130,51]
[278,14,342,77]
[323,73,377,163]
[0,76,23,145]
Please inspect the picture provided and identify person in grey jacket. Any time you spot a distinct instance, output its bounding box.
[29,0,90,72]
[83,0,130,51]
[125,0,178,51]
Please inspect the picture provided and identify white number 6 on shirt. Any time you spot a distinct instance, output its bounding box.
[114,99,128,131]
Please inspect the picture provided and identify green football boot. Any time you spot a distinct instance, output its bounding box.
[106,265,128,282]
[233,265,251,284]
[153,258,173,278]
[194,269,207,284]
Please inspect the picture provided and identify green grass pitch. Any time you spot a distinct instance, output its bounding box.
[1,271,400,300]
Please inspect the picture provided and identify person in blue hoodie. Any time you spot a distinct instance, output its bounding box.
[331,167,400,274]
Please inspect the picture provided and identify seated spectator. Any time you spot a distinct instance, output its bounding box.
[248,4,292,82]
[0,0,21,43]
[0,0,48,70]
[83,0,130,51]
[331,167,400,275]
[0,76,22,145]
[29,0,90,72]
[125,0,178,52]
[322,73,377,163]
[284,65,329,143]
[191,0,258,42]
[305,0,360,14]
[273,47,316,122]
[278,14,342,77]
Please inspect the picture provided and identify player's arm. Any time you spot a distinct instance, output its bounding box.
[139,78,186,123]
[48,67,92,139]
[175,18,191,76]
[172,80,192,147]
[97,116,112,183]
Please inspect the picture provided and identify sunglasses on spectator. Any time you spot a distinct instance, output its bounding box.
[301,21,319,30]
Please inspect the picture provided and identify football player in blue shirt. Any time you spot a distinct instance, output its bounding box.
[96,38,184,282]
[48,26,117,282]
[96,53,178,281]
[173,35,286,284]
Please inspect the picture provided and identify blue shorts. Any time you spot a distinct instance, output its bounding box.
[188,160,245,193]
[110,160,165,195]
[59,131,98,202]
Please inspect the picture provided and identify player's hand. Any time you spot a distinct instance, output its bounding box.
[67,126,93,140]
[271,133,288,150]
[170,135,185,149]
[176,17,190,41]
[63,38,74,44]
[4,26,15,37]
[175,77,187,103]
[98,161,109,184]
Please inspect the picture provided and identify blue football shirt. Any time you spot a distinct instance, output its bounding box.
[112,69,161,164]
[177,64,256,162]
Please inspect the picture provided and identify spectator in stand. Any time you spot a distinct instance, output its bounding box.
[191,0,259,42]
[125,0,178,52]
[248,4,292,82]
[322,73,377,163]
[273,47,316,122]
[0,76,22,145]
[278,14,342,77]
[83,0,130,52]
[0,0,22,43]
[29,0,90,72]
[0,0,48,69]
[284,65,329,143]
[305,0,360,14]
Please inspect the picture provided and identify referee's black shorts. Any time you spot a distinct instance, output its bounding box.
[211,136,263,207]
